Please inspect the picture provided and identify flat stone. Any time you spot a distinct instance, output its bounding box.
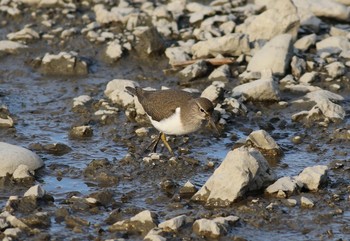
[246,34,293,76]
[294,34,317,51]
[232,77,280,101]
[247,130,280,150]
[191,33,250,58]
[316,36,350,54]
[0,142,43,177]
[0,40,28,55]
[266,176,301,194]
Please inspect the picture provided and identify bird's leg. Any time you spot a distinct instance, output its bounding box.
[147,132,162,153]
[160,133,174,156]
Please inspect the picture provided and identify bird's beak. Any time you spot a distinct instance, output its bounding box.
[207,115,220,135]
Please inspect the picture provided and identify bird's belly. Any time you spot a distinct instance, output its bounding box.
[148,113,200,135]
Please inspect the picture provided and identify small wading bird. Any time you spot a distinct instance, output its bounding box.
[126,86,219,156]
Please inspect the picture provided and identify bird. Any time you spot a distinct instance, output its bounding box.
[125,86,218,156]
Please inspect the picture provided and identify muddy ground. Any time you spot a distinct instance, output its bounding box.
[1,2,350,241]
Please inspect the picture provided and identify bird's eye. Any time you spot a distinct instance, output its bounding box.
[200,108,205,112]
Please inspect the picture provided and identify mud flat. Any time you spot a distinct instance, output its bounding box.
[0,0,350,240]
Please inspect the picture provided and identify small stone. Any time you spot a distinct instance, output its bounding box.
[158,215,187,232]
[24,184,46,198]
[325,62,346,78]
[284,198,297,207]
[296,165,328,191]
[12,164,34,179]
[299,71,317,84]
[3,227,22,237]
[135,127,149,136]
[69,126,93,138]
[72,95,92,108]
[301,196,314,208]
[276,190,287,198]
[291,136,302,144]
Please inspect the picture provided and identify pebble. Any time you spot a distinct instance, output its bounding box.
[301,196,314,208]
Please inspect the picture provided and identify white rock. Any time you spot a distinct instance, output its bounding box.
[247,130,280,150]
[165,46,191,65]
[93,4,133,25]
[212,216,239,226]
[285,198,297,207]
[232,77,280,101]
[192,147,276,206]
[130,210,154,223]
[296,165,328,191]
[191,33,250,58]
[144,228,166,241]
[325,62,346,78]
[7,27,40,41]
[208,64,232,82]
[301,196,314,208]
[0,40,28,54]
[236,0,299,41]
[0,114,14,128]
[201,81,225,102]
[285,84,321,93]
[246,34,293,76]
[294,34,317,51]
[316,36,350,54]
[106,40,123,61]
[12,164,33,179]
[104,79,139,106]
[3,227,22,237]
[72,95,92,108]
[0,142,43,177]
[293,0,350,21]
[179,60,209,82]
[299,71,317,84]
[6,214,29,229]
[23,184,46,198]
[266,176,301,194]
[192,219,221,238]
[158,215,187,231]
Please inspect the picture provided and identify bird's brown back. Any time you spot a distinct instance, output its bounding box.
[132,87,194,122]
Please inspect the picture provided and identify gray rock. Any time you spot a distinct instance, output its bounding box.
[266,176,301,194]
[178,60,209,82]
[165,46,191,66]
[236,0,299,41]
[0,142,43,177]
[109,210,157,234]
[208,64,232,82]
[247,130,281,151]
[7,27,39,41]
[293,0,350,21]
[246,34,293,76]
[325,62,346,78]
[24,184,46,198]
[39,51,88,75]
[0,40,28,55]
[294,34,317,51]
[299,71,317,84]
[12,164,34,179]
[316,36,350,54]
[192,147,276,206]
[158,215,187,232]
[69,125,93,138]
[192,216,239,238]
[296,165,328,191]
[191,33,250,58]
[201,81,225,102]
[104,79,139,106]
[301,196,314,208]
[291,56,306,78]
[232,77,280,101]
[105,40,124,61]
[133,26,165,58]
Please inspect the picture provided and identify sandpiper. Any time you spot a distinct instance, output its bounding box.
[126,86,218,155]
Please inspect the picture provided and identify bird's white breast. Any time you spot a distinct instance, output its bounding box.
[148,107,190,135]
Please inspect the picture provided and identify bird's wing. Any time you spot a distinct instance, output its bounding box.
[140,90,193,122]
